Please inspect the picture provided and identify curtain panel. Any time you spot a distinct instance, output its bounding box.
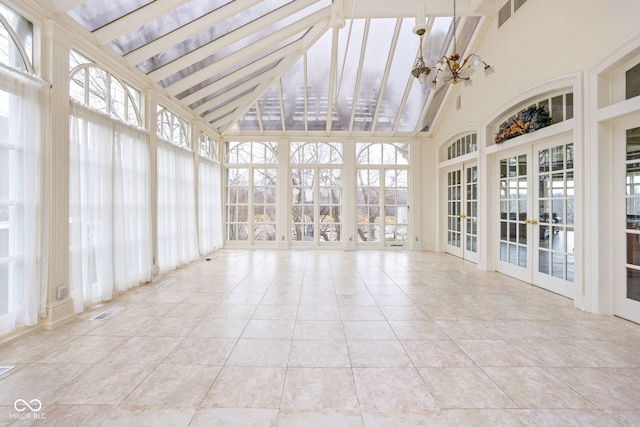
[156,139,198,274]
[198,158,223,255]
[69,101,152,312]
[0,65,49,335]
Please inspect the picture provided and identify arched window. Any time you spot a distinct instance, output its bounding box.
[69,56,141,126]
[356,143,409,245]
[156,107,189,148]
[0,3,33,73]
[290,142,343,243]
[199,131,219,161]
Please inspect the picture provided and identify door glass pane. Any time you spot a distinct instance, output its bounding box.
[447,170,462,248]
[465,165,478,254]
[627,128,640,301]
[537,142,574,282]
[499,154,527,267]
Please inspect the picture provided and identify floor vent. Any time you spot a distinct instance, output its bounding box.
[156,279,175,288]
[91,306,124,320]
[0,366,15,376]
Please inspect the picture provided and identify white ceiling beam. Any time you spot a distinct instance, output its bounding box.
[166,8,329,95]
[325,26,340,135]
[347,18,370,133]
[193,79,259,116]
[93,0,192,44]
[51,0,86,13]
[146,0,319,82]
[124,0,262,65]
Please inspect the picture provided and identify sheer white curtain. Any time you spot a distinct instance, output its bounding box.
[157,140,198,273]
[69,102,151,313]
[0,65,49,334]
[198,159,223,254]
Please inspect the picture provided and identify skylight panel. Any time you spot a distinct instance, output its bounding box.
[108,0,233,56]
[135,0,293,74]
[67,0,154,32]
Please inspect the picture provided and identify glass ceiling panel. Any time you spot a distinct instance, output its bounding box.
[188,61,280,110]
[332,19,365,132]
[260,83,283,131]
[200,85,258,118]
[67,0,154,32]
[160,31,306,89]
[351,19,395,132]
[136,0,292,74]
[280,59,304,131]
[374,18,414,132]
[109,0,233,56]
[397,16,452,132]
[304,28,333,131]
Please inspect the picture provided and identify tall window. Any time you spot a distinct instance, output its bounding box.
[69,58,151,311]
[156,107,198,272]
[356,143,409,245]
[198,131,223,254]
[290,142,343,243]
[0,6,47,333]
[225,142,277,242]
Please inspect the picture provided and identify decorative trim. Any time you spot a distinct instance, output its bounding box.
[494,105,551,144]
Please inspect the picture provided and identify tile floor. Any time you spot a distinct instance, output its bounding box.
[1,250,640,426]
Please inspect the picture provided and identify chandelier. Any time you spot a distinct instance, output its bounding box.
[412,0,494,88]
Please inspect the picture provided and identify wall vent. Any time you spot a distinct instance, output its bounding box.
[156,279,175,288]
[0,366,15,376]
[91,306,124,320]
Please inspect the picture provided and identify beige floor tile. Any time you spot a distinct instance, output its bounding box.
[98,406,196,427]
[277,409,363,426]
[0,332,77,364]
[293,321,344,340]
[0,363,90,405]
[361,409,450,426]
[353,368,438,410]
[524,409,626,426]
[434,320,502,340]
[483,367,597,409]
[443,409,537,426]
[189,408,278,427]
[607,410,640,426]
[347,340,413,368]
[298,294,338,306]
[456,340,537,367]
[509,339,603,367]
[136,317,200,337]
[259,293,301,306]
[123,364,220,406]
[41,335,129,364]
[296,306,341,321]
[343,321,396,340]
[289,340,350,368]
[401,340,475,368]
[546,367,640,410]
[378,305,431,321]
[339,306,386,321]
[388,320,448,340]
[336,294,377,306]
[163,337,236,365]
[419,367,517,409]
[102,336,181,365]
[281,368,359,410]
[242,319,295,340]
[51,363,154,405]
[206,304,257,319]
[226,339,291,367]
[251,305,298,320]
[188,318,248,338]
[7,404,114,427]
[164,302,213,318]
[201,366,285,408]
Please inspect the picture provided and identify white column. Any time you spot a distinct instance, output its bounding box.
[41,21,75,327]
[277,139,290,249]
[343,140,356,250]
[409,140,423,250]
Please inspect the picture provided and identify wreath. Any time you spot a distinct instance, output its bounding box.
[494,105,552,144]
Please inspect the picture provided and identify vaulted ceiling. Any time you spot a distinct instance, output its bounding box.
[39,0,499,138]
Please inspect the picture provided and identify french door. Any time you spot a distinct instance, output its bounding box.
[356,167,408,246]
[496,136,575,298]
[615,115,640,323]
[291,167,342,244]
[445,163,479,263]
